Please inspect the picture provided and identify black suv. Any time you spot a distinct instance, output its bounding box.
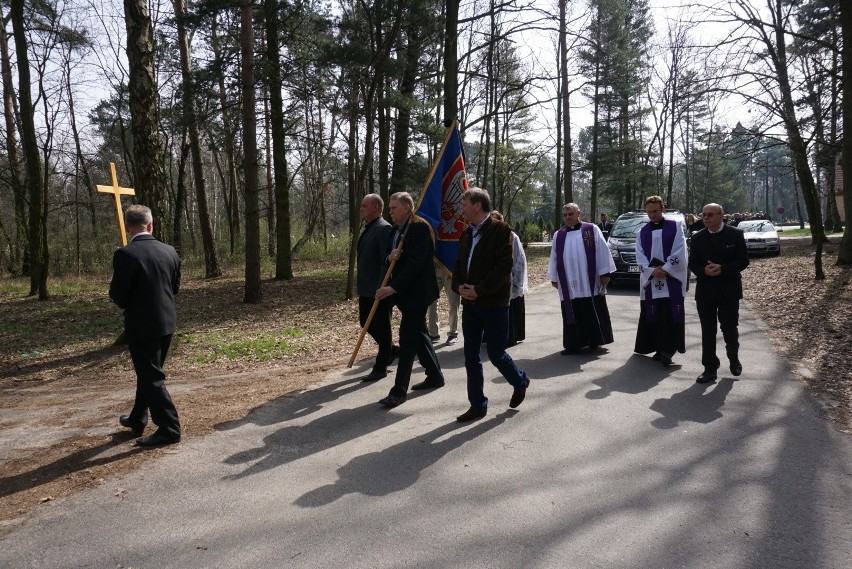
[606,211,687,284]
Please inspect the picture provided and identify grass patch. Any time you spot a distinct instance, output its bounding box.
[0,278,108,297]
[778,227,844,237]
[182,328,305,363]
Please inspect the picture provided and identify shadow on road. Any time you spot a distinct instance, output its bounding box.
[214,378,371,431]
[585,354,675,399]
[649,378,735,429]
[294,410,515,507]
[220,399,416,480]
[0,432,141,499]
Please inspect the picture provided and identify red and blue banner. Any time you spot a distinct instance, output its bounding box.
[416,123,468,275]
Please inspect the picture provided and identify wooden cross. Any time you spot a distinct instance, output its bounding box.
[97,162,136,246]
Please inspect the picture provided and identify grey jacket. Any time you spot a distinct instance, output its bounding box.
[357,216,392,298]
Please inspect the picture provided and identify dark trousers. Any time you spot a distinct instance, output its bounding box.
[389,303,443,397]
[359,296,393,373]
[462,304,529,410]
[696,300,740,372]
[128,334,181,437]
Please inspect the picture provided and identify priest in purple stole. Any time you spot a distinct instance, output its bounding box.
[546,203,616,355]
[633,196,688,365]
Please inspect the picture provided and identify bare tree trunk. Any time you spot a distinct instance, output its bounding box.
[211,15,240,254]
[124,0,169,236]
[174,127,188,254]
[173,0,221,277]
[560,0,573,207]
[264,0,292,280]
[64,58,97,236]
[554,76,562,230]
[839,0,852,264]
[390,19,420,197]
[443,0,459,128]
[345,85,359,300]
[11,0,48,298]
[241,0,261,303]
[0,8,27,275]
[263,90,275,258]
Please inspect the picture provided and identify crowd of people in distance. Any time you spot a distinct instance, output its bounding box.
[686,210,772,235]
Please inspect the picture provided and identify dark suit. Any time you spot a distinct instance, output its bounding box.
[598,221,613,238]
[357,216,393,374]
[386,218,443,397]
[452,218,528,410]
[688,225,749,372]
[109,233,181,437]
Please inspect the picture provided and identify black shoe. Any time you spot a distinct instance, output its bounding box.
[446,334,458,345]
[362,370,387,382]
[429,334,440,344]
[457,406,487,422]
[388,345,400,365]
[119,415,147,436]
[658,351,673,366]
[136,429,180,447]
[652,352,661,361]
[411,378,445,390]
[379,394,406,408]
[509,386,526,409]
[730,360,742,377]
[560,348,577,355]
[696,371,718,384]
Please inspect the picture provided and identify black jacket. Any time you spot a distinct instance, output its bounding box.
[386,218,439,310]
[452,218,513,307]
[688,225,749,303]
[109,234,181,342]
[357,216,392,298]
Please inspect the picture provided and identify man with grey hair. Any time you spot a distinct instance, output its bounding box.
[375,192,444,408]
[688,202,749,383]
[547,203,616,355]
[357,193,397,381]
[110,204,182,446]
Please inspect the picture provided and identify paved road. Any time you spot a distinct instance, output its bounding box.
[2,283,851,568]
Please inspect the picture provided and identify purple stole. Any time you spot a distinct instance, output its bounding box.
[638,219,684,324]
[554,222,597,325]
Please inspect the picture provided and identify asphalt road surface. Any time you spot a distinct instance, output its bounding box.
[2,282,850,568]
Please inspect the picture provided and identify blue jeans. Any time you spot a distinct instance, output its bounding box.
[462,304,529,410]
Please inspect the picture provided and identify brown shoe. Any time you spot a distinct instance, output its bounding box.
[456,407,487,422]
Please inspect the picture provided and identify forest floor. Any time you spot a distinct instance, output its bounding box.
[1,240,850,533]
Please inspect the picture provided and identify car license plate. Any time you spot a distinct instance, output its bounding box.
[627,265,641,273]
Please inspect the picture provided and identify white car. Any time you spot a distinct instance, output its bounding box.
[737,220,781,256]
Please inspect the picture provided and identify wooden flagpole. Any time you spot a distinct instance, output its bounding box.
[347,120,459,368]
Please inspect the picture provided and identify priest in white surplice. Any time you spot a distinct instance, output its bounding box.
[634,195,688,365]
[547,203,617,355]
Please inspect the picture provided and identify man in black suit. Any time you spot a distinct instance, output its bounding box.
[376,192,445,408]
[688,202,750,384]
[452,188,529,422]
[110,205,182,446]
[356,193,397,382]
[597,213,613,239]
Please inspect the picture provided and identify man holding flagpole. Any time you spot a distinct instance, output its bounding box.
[376,192,445,408]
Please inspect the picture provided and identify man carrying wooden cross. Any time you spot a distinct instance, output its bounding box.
[110,205,182,447]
